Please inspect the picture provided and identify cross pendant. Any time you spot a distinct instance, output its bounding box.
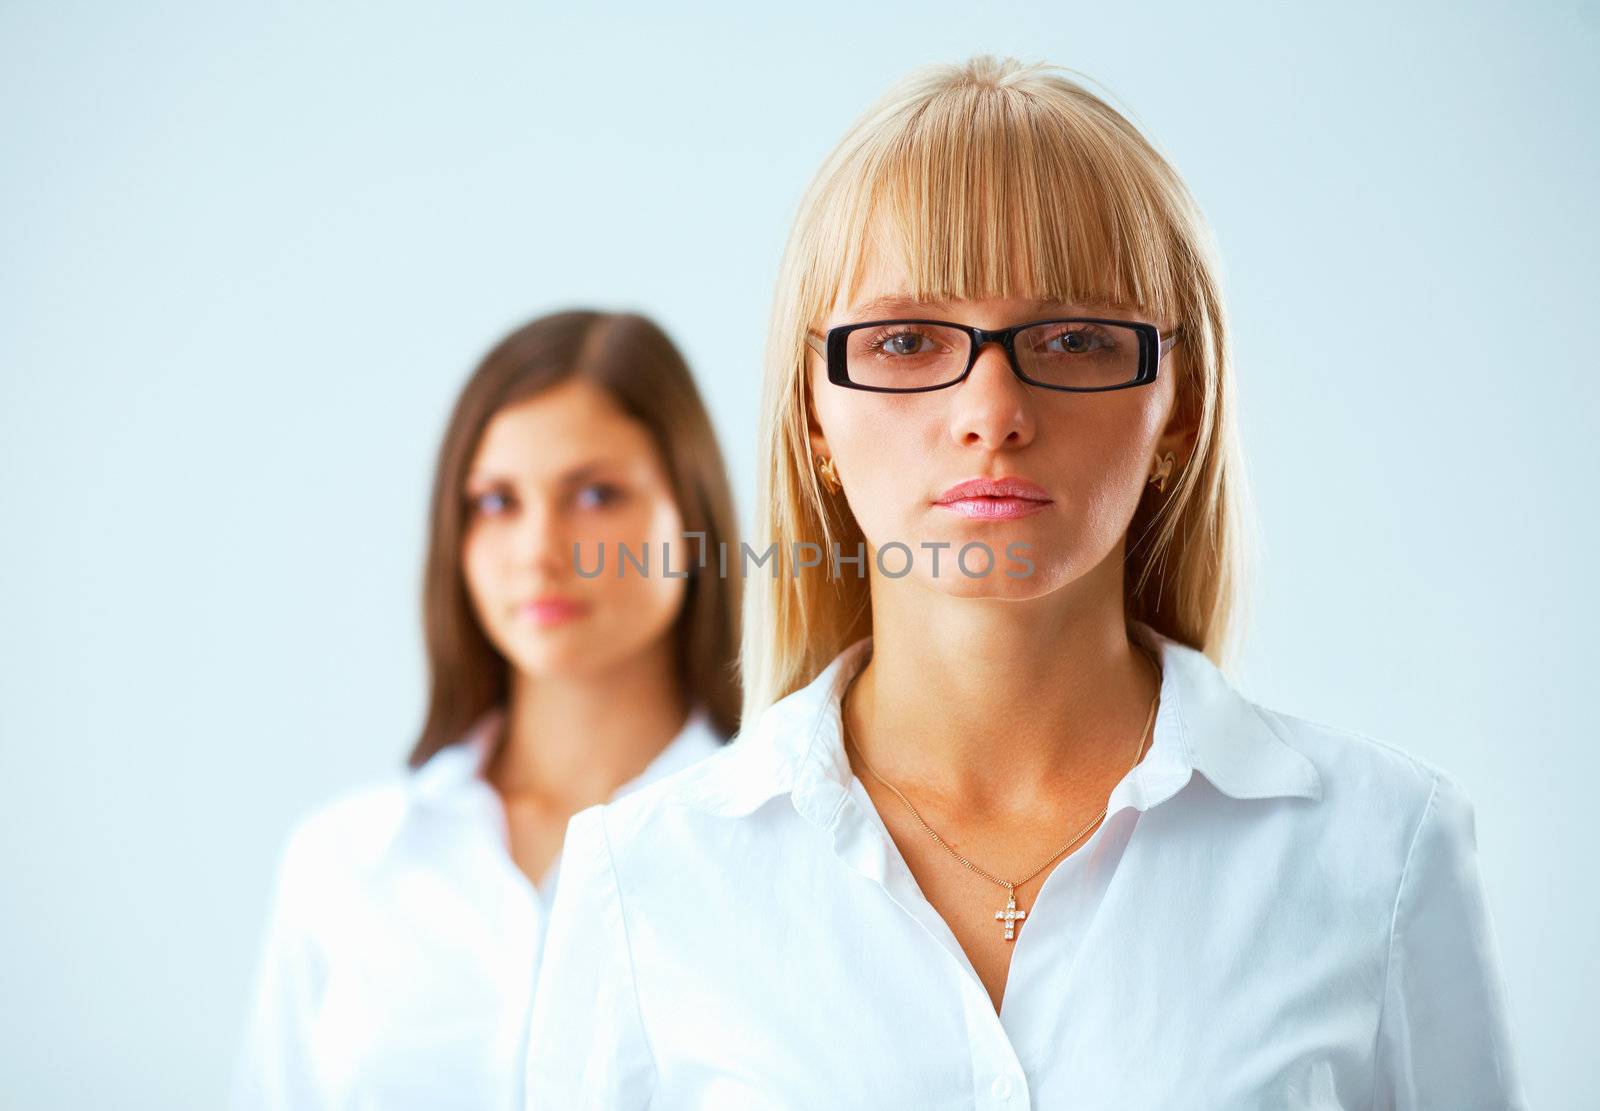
[994,889,1027,941]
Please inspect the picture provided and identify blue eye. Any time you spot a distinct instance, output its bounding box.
[576,483,623,510]
[470,490,514,516]
[869,328,941,357]
[1039,325,1112,355]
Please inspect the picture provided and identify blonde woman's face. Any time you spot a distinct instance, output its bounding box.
[807,246,1193,599]
[461,379,688,678]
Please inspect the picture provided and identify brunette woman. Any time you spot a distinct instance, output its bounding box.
[234,310,740,1109]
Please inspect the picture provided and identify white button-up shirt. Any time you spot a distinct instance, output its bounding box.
[232,707,724,1111]
[522,621,1527,1109]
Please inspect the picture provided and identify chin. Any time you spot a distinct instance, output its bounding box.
[922,572,1054,601]
[500,628,605,679]
[909,543,1083,598]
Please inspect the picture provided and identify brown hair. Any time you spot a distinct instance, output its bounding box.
[407,310,741,769]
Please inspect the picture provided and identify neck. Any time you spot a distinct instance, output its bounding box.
[489,635,690,812]
[843,549,1159,817]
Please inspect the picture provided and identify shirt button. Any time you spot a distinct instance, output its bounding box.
[990,1075,1013,1100]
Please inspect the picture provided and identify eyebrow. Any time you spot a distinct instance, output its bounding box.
[465,460,624,489]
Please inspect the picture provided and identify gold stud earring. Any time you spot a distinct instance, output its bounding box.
[1148,451,1176,494]
[816,455,843,493]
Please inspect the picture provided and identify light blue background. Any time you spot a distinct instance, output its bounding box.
[2,2,1594,1107]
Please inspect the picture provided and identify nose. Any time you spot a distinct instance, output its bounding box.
[948,340,1035,450]
[511,499,569,577]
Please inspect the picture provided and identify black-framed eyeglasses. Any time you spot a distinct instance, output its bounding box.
[804,317,1182,393]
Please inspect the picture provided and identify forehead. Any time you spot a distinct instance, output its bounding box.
[470,381,653,474]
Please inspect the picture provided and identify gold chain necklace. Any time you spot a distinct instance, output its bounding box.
[841,644,1162,943]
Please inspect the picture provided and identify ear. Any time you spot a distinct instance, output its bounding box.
[1155,403,1198,469]
[807,424,831,464]
[804,361,831,463]
[1154,352,1201,471]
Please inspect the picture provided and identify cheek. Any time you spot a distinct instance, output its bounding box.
[458,529,522,652]
[581,495,690,627]
[459,530,501,607]
[820,396,929,534]
[1046,403,1170,551]
[1055,425,1153,520]
[1070,420,1155,490]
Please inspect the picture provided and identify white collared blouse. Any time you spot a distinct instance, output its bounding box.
[232,707,724,1111]
[521,622,1527,1109]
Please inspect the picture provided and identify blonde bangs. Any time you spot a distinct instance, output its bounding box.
[816,76,1188,326]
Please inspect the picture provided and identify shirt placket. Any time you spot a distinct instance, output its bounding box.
[461,783,552,1103]
[793,770,1035,1109]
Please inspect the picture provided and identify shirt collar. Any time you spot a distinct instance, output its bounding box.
[677,619,1322,823]
[410,704,726,812]
[410,707,507,807]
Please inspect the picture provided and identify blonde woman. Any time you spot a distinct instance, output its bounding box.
[233,310,740,1109]
[521,60,1525,1108]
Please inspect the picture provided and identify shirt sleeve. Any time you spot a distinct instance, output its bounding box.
[1371,770,1528,1110]
[229,826,329,1111]
[521,805,657,1110]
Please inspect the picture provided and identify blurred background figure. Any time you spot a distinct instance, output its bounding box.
[230,310,742,1109]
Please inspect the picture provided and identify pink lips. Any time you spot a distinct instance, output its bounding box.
[933,476,1053,521]
[520,597,591,627]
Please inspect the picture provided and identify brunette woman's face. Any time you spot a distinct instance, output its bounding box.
[461,379,688,678]
[807,245,1193,600]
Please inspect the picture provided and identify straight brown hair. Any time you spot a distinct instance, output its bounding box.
[407,310,741,769]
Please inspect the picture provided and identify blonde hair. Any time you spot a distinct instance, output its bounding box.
[739,54,1259,723]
